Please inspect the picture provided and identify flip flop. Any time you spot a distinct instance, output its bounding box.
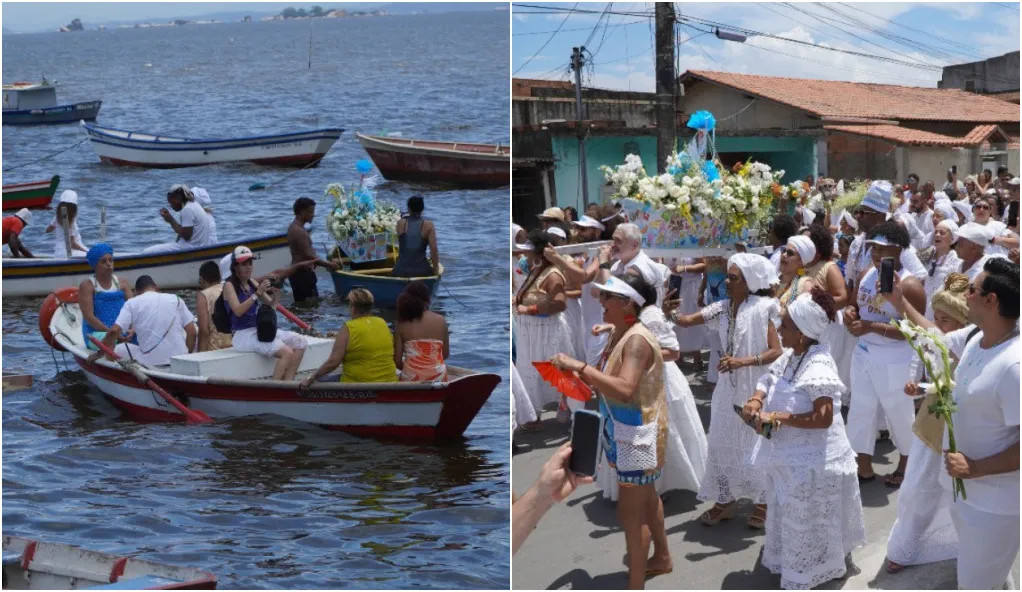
[858,473,876,483]
[645,566,673,579]
[885,471,905,488]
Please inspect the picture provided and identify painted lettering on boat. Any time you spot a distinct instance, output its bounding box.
[297,389,377,400]
[261,141,305,151]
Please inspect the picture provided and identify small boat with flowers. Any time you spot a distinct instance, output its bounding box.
[39,286,497,440]
[82,122,344,168]
[2,175,60,210]
[3,535,217,589]
[2,233,290,298]
[356,132,509,188]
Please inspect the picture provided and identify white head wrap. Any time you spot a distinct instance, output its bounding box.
[191,187,212,207]
[839,210,858,231]
[14,208,32,225]
[933,201,956,222]
[932,191,948,202]
[836,179,844,194]
[59,190,78,205]
[957,222,994,248]
[169,184,194,201]
[594,275,646,307]
[798,206,816,226]
[728,253,779,292]
[788,292,830,340]
[219,253,232,281]
[951,200,973,223]
[936,219,959,242]
[786,235,817,266]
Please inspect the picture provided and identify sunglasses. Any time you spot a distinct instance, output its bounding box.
[598,291,628,302]
[974,204,991,210]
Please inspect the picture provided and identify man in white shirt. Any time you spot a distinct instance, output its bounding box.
[905,190,934,250]
[896,174,919,214]
[942,257,1019,589]
[143,185,215,253]
[88,275,196,367]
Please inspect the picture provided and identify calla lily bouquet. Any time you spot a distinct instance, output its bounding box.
[325,181,401,242]
[891,319,966,501]
[600,152,784,235]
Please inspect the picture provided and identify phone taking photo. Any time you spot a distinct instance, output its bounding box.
[879,257,895,294]
[569,410,603,477]
[668,273,683,296]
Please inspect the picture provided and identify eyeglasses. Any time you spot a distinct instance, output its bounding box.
[967,283,987,296]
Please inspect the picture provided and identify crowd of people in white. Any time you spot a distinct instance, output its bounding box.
[511,169,1019,590]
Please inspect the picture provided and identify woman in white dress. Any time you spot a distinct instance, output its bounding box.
[672,257,707,371]
[883,273,971,574]
[595,269,708,500]
[513,229,575,428]
[668,253,783,528]
[741,287,866,589]
[45,190,87,258]
[922,219,962,321]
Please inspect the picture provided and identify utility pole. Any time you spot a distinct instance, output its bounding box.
[571,46,589,209]
[654,3,676,174]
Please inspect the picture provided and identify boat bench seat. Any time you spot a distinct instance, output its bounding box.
[169,337,334,379]
[88,575,180,589]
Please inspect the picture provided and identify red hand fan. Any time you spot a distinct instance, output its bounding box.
[531,361,593,402]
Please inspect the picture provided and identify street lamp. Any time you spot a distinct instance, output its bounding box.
[714,28,747,43]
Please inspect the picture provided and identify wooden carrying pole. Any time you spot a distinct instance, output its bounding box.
[59,208,72,257]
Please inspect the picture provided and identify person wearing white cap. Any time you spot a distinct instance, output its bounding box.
[514,229,575,428]
[44,190,88,258]
[143,185,215,253]
[950,199,972,225]
[667,253,782,528]
[549,273,672,589]
[741,287,866,589]
[221,245,308,381]
[923,220,962,321]
[956,222,996,281]
[846,181,893,290]
[971,195,1019,257]
[2,208,34,258]
[191,187,219,244]
[843,220,927,487]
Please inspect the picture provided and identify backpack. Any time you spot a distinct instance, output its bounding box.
[212,290,233,334]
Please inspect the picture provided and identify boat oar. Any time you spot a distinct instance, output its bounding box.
[276,304,315,334]
[87,336,213,425]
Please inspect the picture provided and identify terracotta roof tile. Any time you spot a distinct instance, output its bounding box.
[683,70,1020,123]
[824,124,1011,147]
[990,90,1020,103]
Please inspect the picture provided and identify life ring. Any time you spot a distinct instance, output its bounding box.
[39,287,79,352]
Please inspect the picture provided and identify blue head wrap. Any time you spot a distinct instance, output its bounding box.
[86,243,114,269]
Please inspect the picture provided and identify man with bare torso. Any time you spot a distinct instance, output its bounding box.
[287,197,339,302]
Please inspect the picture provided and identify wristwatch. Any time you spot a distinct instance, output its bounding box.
[599,262,612,270]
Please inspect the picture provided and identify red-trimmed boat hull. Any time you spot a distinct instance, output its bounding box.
[98,153,327,168]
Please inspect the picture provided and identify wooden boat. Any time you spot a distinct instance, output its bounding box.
[328,244,398,271]
[82,122,344,168]
[1,373,33,394]
[330,264,444,306]
[2,233,290,298]
[3,535,216,589]
[2,175,60,210]
[356,132,509,188]
[40,292,498,440]
[2,82,101,125]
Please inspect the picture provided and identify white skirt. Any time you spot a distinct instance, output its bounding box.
[830,312,856,407]
[511,363,537,430]
[885,435,958,566]
[597,363,707,500]
[514,313,575,412]
[232,327,307,358]
[697,374,767,505]
[706,327,722,384]
[564,297,587,362]
[674,273,706,352]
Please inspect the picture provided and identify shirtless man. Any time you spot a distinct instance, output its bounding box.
[286,197,339,302]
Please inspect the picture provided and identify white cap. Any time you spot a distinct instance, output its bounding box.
[572,214,605,231]
[546,227,567,240]
[232,245,254,263]
[191,187,212,207]
[59,190,78,205]
[957,222,994,247]
[860,181,892,214]
[593,275,646,306]
[14,208,32,225]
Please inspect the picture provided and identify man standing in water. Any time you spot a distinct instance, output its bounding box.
[287,197,339,303]
[392,195,439,278]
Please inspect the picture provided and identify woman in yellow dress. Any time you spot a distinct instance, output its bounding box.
[299,288,398,386]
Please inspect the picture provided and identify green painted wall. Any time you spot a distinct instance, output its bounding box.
[715,136,818,185]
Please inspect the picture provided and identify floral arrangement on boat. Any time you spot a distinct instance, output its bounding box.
[891,318,966,502]
[326,159,401,263]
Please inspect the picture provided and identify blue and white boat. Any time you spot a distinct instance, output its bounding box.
[330,264,444,307]
[81,122,344,168]
[2,81,101,125]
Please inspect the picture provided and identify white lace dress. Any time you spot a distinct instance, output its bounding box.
[751,345,866,590]
[697,295,778,505]
[597,306,708,500]
[511,362,537,430]
[673,257,707,353]
[922,249,961,322]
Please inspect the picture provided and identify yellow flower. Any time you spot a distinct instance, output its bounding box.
[797,268,806,277]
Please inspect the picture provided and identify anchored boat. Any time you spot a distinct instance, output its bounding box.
[82,122,344,168]
[2,175,60,210]
[40,291,498,440]
[356,132,509,188]
[2,82,101,125]
[3,536,217,589]
[2,233,290,298]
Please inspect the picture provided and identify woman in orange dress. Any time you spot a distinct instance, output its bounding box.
[394,281,449,382]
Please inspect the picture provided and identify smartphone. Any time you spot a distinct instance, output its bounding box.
[569,409,603,477]
[732,404,772,439]
[668,273,683,296]
[879,257,895,294]
[1008,200,1019,228]
[952,165,958,175]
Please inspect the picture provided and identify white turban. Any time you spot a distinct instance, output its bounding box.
[786,235,817,267]
[191,187,212,207]
[59,190,78,205]
[932,191,948,202]
[728,253,779,293]
[798,206,816,226]
[933,201,956,222]
[839,210,858,231]
[788,292,830,341]
[937,219,959,242]
[951,200,973,223]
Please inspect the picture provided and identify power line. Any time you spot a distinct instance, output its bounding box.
[835,2,989,61]
[512,19,646,36]
[514,2,579,75]
[994,2,1020,11]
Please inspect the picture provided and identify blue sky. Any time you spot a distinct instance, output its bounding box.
[512,2,1021,89]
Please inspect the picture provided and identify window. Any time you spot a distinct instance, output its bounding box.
[965,80,975,92]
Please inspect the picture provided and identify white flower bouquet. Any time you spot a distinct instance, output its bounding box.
[325,182,401,263]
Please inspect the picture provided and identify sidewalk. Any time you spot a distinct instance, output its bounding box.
[512,365,1020,590]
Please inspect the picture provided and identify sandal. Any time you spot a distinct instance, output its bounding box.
[699,503,736,526]
[517,421,543,433]
[645,565,673,579]
[885,471,905,488]
[747,505,767,529]
[858,473,876,483]
[886,559,905,574]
